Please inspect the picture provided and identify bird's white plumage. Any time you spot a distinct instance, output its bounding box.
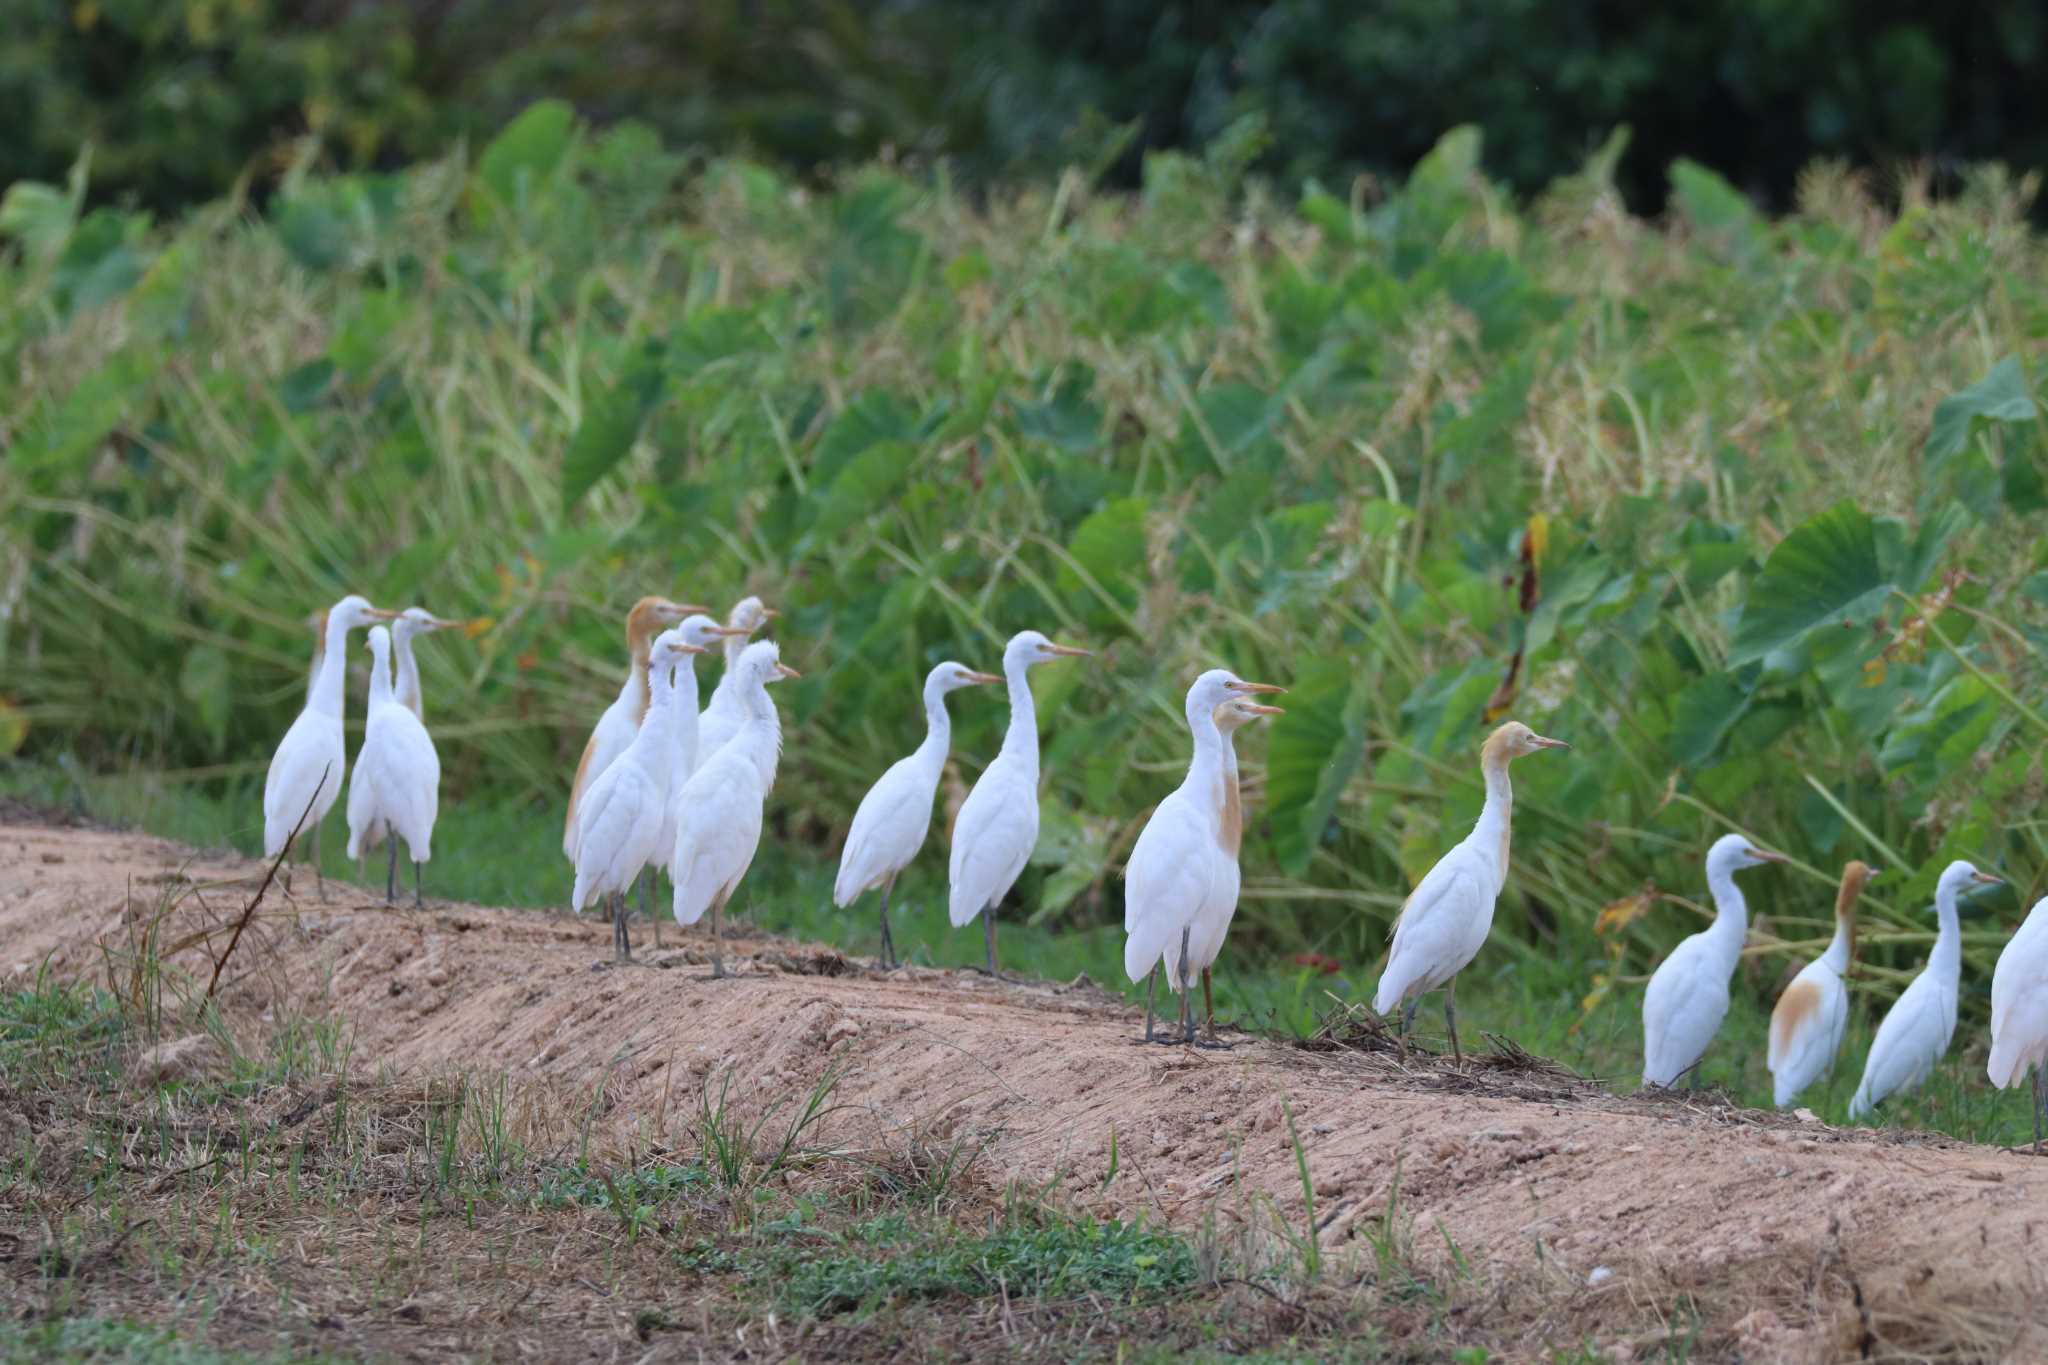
[263,595,385,859]
[1766,958,1849,1108]
[1989,897,2048,1090]
[948,631,1081,928]
[671,640,790,928]
[1850,860,1988,1117]
[653,616,728,876]
[346,626,440,867]
[354,607,454,859]
[1179,699,1272,982]
[1640,833,1778,1087]
[834,662,996,907]
[571,633,696,913]
[563,597,697,862]
[695,596,774,772]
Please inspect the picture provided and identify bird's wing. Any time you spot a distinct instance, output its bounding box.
[1767,967,1844,1101]
[672,758,765,925]
[1376,851,1488,1010]
[345,738,379,859]
[1855,974,1947,1110]
[573,762,657,905]
[1122,796,1217,986]
[1991,916,2048,1086]
[1640,934,1729,1084]
[378,710,440,857]
[1187,852,1242,976]
[264,713,342,857]
[834,757,933,906]
[947,758,1038,926]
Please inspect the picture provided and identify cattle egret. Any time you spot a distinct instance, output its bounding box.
[670,640,801,978]
[304,608,328,703]
[1124,670,1285,1043]
[1641,833,1786,1088]
[562,596,708,864]
[1850,860,2002,1118]
[652,615,754,941]
[1989,895,2048,1151]
[1372,721,1569,1063]
[1767,860,1875,1107]
[345,626,441,906]
[570,631,708,961]
[1178,693,1284,1041]
[390,606,462,722]
[834,661,1005,969]
[695,596,778,767]
[263,595,394,888]
[948,630,1091,976]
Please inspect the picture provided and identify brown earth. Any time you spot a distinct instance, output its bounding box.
[5,816,2046,1362]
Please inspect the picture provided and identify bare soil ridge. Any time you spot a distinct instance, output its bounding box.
[5,817,2042,1360]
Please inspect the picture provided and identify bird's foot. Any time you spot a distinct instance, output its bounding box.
[1193,1036,1234,1052]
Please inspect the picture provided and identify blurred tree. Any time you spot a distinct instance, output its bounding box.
[1,0,2043,214]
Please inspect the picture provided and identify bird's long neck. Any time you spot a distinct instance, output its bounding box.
[741,678,783,784]
[1179,691,1225,822]
[1931,882,1963,982]
[394,629,424,719]
[1823,881,1859,973]
[641,660,675,779]
[367,645,394,711]
[627,637,653,724]
[309,614,353,718]
[670,657,702,775]
[912,681,953,775]
[1705,862,1750,947]
[1217,726,1244,858]
[998,655,1039,773]
[1471,750,1515,889]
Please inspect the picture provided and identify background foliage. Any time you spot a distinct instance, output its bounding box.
[5,1,2047,219]
[7,104,2048,1040]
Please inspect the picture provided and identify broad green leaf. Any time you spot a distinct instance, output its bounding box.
[1726,501,1895,666]
[812,390,919,487]
[474,99,577,222]
[1669,670,1756,767]
[1670,159,1761,263]
[0,179,76,261]
[1058,497,1147,622]
[563,342,668,511]
[813,440,917,540]
[1925,357,2036,467]
[1265,659,1366,875]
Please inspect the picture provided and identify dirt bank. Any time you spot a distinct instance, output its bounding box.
[5,816,2042,1361]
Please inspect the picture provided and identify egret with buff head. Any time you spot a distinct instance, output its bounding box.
[1767,860,1875,1107]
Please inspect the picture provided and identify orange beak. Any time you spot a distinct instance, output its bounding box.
[1045,643,1091,657]
[1749,848,1788,864]
[1530,734,1570,750]
[773,663,802,680]
[962,670,1005,685]
[1241,703,1285,716]
[1227,680,1286,695]
[1973,870,2005,885]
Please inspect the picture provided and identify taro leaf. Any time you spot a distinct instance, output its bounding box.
[0,177,77,261]
[54,209,148,316]
[811,390,918,487]
[178,645,232,754]
[279,361,337,415]
[1265,658,1367,875]
[1726,501,1897,666]
[1669,668,1758,768]
[563,341,668,511]
[1014,376,1102,454]
[331,291,409,376]
[474,99,576,224]
[1178,382,1282,476]
[813,440,916,541]
[1028,802,1110,924]
[1670,159,1762,264]
[1058,497,1148,622]
[1925,357,2036,468]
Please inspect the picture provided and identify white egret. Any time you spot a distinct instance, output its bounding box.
[670,640,801,978]
[263,594,394,888]
[1640,833,1786,1088]
[345,626,441,906]
[1850,860,2001,1118]
[390,606,463,721]
[1988,895,2048,1151]
[304,608,328,703]
[651,614,754,942]
[694,596,777,768]
[1371,721,1569,1063]
[1123,670,1285,1043]
[1767,860,1875,1107]
[947,630,1091,975]
[562,596,708,864]
[834,661,1005,968]
[1177,692,1285,1041]
[570,631,708,961]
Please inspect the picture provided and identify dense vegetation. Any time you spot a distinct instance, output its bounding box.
[7,103,2048,1041]
[8,1,2047,218]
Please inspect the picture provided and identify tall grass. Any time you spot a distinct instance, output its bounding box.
[6,108,2048,1024]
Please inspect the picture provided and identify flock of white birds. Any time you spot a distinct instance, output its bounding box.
[259,593,2048,1138]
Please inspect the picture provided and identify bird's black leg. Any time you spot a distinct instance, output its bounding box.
[1177,928,1194,1045]
[414,857,423,911]
[1400,998,1419,1056]
[1143,964,1158,1043]
[615,892,634,963]
[984,907,998,977]
[1444,976,1462,1067]
[710,897,726,980]
[312,823,326,902]
[640,868,659,950]
[2033,1066,2043,1156]
[386,841,398,905]
[877,875,897,970]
